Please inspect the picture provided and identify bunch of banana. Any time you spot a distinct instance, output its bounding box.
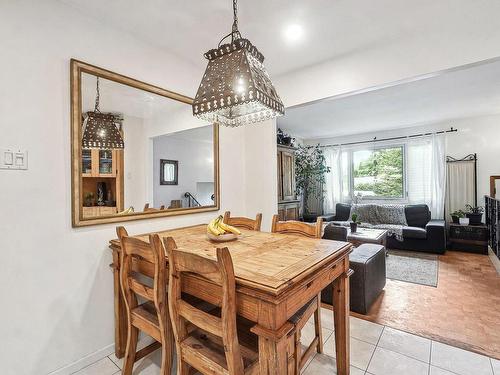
[207,215,241,236]
[117,206,134,215]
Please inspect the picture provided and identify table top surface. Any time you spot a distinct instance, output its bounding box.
[110,224,351,295]
[347,227,387,240]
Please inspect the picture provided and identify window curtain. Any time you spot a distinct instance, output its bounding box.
[407,134,446,219]
[429,134,447,219]
[323,134,447,219]
[323,146,343,214]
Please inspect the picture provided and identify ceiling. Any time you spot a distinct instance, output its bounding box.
[60,0,500,77]
[278,58,500,139]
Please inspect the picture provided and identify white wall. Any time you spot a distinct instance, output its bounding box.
[0,1,275,374]
[123,115,147,211]
[152,132,214,208]
[306,114,500,205]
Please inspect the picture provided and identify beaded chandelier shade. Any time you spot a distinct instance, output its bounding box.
[193,0,284,127]
[82,77,124,149]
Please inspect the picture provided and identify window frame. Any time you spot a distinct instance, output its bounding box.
[348,143,408,201]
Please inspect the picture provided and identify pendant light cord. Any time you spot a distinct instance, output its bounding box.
[218,0,241,47]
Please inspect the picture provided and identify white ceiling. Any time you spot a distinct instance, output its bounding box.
[60,0,500,77]
[278,58,500,139]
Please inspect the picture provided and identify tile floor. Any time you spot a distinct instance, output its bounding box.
[72,309,500,375]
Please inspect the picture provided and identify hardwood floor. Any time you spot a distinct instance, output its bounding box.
[350,250,500,360]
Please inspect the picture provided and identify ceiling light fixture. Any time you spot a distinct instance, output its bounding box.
[284,24,304,43]
[192,0,284,127]
[82,77,124,149]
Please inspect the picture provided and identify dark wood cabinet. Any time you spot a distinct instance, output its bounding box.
[277,145,299,221]
[448,223,488,254]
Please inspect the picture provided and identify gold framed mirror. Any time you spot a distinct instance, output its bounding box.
[71,59,220,227]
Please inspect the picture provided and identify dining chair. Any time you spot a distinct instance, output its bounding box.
[271,215,324,238]
[164,237,259,375]
[270,215,324,374]
[223,211,263,231]
[143,203,165,212]
[117,227,174,375]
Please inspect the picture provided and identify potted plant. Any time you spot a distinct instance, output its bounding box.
[350,213,361,233]
[277,128,294,147]
[450,209,465,224]
[84,192,94,207]
[295,144,331,222]
[465,204,484,225]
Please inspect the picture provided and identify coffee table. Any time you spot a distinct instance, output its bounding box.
[347,227,388,248]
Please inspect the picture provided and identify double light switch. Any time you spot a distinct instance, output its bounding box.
[0,148,28,170]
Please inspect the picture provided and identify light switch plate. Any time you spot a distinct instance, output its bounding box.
[0,148,28,170]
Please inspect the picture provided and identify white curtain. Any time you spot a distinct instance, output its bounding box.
[429,134,447,219]
[323,146,342,214]
[407,134,446,219]
[445,161,476,219]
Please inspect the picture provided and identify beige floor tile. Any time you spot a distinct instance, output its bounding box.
[300,322,333,346]
[367,347,429,375]
[431,341,493,375]
[324,334,376,370]
[73,358,119,375]
[350,316,384,344]
[302,353,365,375]
[378,326,431,362]
[430,365,458,375]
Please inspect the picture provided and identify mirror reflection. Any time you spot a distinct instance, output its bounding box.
[79,71,217,221]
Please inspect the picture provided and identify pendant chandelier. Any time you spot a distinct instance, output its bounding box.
[82,77,124,149]
[193,0,284,127]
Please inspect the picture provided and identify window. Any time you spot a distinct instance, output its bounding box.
[351,145,405,199]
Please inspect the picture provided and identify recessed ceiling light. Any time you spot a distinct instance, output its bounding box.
[283,24,304,43]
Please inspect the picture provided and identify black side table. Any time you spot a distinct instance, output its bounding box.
[448,223,488,254]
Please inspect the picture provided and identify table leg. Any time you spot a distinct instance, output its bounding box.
[251,322,293,375]
[333,272,350,375]
[112,249,127,358]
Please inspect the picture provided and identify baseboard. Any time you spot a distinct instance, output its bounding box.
[489,247,500,275]
[46,343,115,375]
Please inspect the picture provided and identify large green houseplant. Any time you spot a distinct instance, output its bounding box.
[295,144,331,219]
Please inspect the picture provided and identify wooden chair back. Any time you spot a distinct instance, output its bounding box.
[223,211,262,231]
[117,227,173,374]
[271,215,323,239]
[164,237,245,374]
[143,203,165,212]
[120,233,168,326]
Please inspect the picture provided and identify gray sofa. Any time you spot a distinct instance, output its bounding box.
[325,203,446,254]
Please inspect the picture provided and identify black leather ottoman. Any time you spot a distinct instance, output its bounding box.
[321,244,386,314]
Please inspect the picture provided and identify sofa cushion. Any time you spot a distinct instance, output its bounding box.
[403,226,427,240]
[405,205,431,228]
[334,203,351,221]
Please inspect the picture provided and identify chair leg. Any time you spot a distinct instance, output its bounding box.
[122,325,139,375]
[314,294,323,354]
[178,358,190,375]
[161,310,175,374]
[294,330,301,375]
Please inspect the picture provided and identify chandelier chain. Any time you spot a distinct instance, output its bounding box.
[94,77,101,113]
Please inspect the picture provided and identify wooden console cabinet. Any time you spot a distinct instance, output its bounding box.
[277,145,300,220]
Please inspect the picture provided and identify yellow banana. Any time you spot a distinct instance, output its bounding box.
[207,217,225,235]
[217,219,241,235]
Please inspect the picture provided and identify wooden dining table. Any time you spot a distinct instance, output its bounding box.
[109,224,353,374]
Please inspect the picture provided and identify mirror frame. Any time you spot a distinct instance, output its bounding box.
[70,59,220,227]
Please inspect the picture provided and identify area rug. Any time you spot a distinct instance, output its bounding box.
[386,250,439,287]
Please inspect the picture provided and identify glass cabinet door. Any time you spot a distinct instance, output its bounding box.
[82,149,92,175]
[99,150,115,176]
